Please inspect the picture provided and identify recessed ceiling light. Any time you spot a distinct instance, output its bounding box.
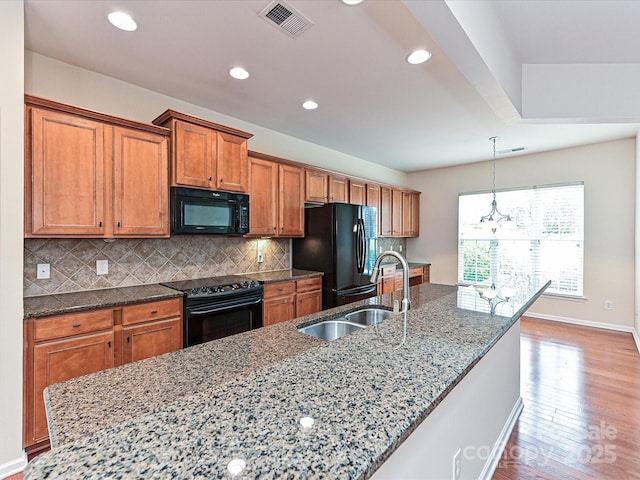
[341,0,364,5]
[302,100,318,110]
[229,67,250,80]
[407,49,432,65]
[107,11,137,32]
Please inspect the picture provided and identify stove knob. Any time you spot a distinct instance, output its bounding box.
[200,287,209,293]
[215,286,224,293]
[250,280,257,287]
[191,288,199,295]
[241,281,249,288]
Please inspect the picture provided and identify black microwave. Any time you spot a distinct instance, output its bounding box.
[171,187,249,235]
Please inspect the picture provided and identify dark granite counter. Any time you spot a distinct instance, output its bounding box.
[24,280,548,480]
[248,268,323,284]
[23,284,183,318]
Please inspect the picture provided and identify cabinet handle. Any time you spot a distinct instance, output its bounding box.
[209,176,212,181]
[117,222,121,228]
[99,221,102,227]
[108,341,112,348]
[127,336,130,343]
[151,310,158,314]
[72,323,81,328]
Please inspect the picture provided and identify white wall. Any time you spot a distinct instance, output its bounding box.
[0,0,26,477]
[635,132,640,347]
[25,52,407,187]
[407,139,636,329]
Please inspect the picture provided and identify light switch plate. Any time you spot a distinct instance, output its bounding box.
[96,259,109,275]
[257,252,264,263]
[37,263,50,279]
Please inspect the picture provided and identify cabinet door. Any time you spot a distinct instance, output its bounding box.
[28,108,106,236]
[392,189,403,237]
[349,180,366,206]
[113,127,169,237]
[410,193,420,237]
[263,295,296,326]
[216,132,248,193]
[380,187,393,237]
[31,332,114,442]
[296,290,322,317]
[121,317,182,364]
[278,164,305,237]
[305,169,328,203]
[365,183,381,234]
[172,120,216,189]
[248,157,278,236]
[402,192,412,237]
[329,175,348,203]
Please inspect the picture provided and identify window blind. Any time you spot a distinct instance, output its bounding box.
[458,182,584,297]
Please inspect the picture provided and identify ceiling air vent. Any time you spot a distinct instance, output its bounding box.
[259,1,314,38]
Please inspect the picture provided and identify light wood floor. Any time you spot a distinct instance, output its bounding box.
[493,317,640,480]
[7,317,639,480]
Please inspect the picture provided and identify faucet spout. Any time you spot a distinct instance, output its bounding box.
[370,250,411,313]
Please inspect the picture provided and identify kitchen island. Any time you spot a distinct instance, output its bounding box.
[24,281,549,479]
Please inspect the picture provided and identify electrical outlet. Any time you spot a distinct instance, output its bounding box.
[257,252,264,263]
[37,263,50,279]
[453,448,461,480]
[604,300,613,310]
[399,245,403,252]
[96,259,109,275]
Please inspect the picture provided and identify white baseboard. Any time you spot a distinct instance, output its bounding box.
[526,312,640,354]
[479,396,524,480]
[0,450,27,479]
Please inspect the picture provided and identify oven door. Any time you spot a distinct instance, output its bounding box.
[184,294,263,347]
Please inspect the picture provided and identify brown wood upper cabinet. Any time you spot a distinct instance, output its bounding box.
[380,187,393,236]
[402,191,420,238]
[305,169,328,203]
[248,154,304,237]
[349,180,366,206]
[365,183,382,234]
[25,96,170,238]
[153,110,253,193]
[329,175,349,203]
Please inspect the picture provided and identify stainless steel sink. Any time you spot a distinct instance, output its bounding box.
[344,307,394,326]
[297,319,365,341]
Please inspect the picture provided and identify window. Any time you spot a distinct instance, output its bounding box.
[458,183,584,297]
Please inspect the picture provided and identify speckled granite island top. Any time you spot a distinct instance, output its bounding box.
[25,281,549,480]
[23,284,183,318]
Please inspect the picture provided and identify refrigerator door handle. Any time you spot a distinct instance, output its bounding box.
[356,218,366,273]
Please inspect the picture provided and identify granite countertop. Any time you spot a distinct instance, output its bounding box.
[25,281,549,479]
[248,268,323,284]
[23,284,183,318]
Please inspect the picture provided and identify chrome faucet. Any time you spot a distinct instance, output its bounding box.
[370,250,411,313]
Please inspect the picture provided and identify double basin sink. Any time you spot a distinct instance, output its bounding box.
[297,307,394,341]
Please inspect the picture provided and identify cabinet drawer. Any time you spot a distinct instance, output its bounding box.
[380,264,397,277]
[34,309,114,342]
[264,281,296,299]
[409,267,423,278]
[122,298,182,326]
[296,276,322,293]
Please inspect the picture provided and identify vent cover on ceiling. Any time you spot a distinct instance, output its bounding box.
[259,1,314,38]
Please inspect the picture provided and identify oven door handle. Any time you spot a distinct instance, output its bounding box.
[188,297,262,316]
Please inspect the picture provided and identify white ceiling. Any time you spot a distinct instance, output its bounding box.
[23,0,640,172]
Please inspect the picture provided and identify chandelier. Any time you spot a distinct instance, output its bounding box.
[479,136,513,234]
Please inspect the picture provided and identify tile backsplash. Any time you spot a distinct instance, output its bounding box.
[24,237,290,296]
[24,236,406,296]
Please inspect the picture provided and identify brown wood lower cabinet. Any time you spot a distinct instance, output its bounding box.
[263,281,296,327]
[263,277,322,327]
[377,264,431,295]
[23,297,182,454]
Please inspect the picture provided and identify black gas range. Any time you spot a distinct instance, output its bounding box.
[161,275,263,347]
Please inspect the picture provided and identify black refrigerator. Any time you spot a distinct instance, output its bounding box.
[292,203,379,310]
